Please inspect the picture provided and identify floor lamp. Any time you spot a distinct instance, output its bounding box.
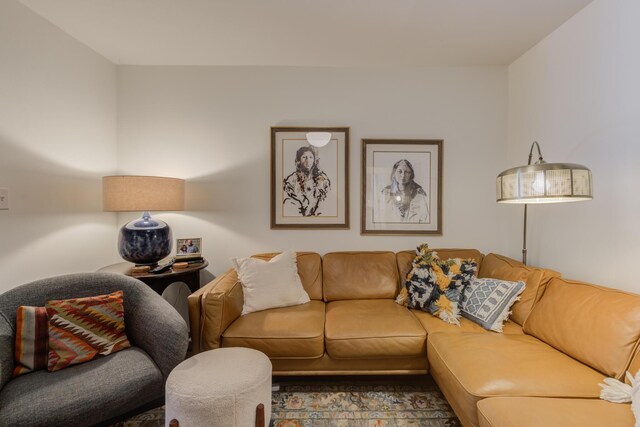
[496,141,593,265]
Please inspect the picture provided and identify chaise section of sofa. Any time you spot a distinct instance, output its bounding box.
[477,347,640,426]
[427,276,640,427]
[428,331,606,426]
[476,397,636,427]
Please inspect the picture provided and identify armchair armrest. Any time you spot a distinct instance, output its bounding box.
[122,281,189,378]
[0,317,13,391]
[188,268,243,353]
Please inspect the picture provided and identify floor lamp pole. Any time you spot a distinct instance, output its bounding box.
[498,141,593,266]
[522,204,528,265]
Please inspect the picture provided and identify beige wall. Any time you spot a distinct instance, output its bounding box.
[0,0,119,292]
[117,66,510,277]
[10,0,630,293]
[508,0,640,292]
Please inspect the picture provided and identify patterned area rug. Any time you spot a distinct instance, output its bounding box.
[112,375,460,427]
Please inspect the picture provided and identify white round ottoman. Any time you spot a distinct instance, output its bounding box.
[165,347,272,427]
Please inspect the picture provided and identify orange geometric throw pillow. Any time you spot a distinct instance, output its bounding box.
[45,290,131,372]
[13,306,49,377]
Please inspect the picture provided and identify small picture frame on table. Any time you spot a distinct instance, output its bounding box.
[175,238,202,261]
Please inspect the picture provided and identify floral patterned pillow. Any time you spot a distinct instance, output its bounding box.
[396,243,477,325]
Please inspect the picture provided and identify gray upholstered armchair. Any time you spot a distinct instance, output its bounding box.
[0,272,189,426]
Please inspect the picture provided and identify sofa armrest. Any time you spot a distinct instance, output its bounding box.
[188,268,243,354]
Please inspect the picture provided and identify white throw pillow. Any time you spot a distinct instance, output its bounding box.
[232,250,310,315]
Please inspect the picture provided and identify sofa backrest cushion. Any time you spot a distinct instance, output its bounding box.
[626,350,640,385]
[252,252,322,300]
[478,253,559,325]
[396,248,484,291]
[323,252,398,301]
[524,277,640,379]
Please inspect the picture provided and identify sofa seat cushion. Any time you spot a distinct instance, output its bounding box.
[325,299,426,359]
[477,397,635,427]
[0,347,163,427]
[411,309,524,335]
[428,332,604,427]
[222,300,325,359]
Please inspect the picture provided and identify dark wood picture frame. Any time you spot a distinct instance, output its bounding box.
[361,139,443,235]
[271,127,350,229]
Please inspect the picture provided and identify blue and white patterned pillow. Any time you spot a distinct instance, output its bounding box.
[460,278,525,332]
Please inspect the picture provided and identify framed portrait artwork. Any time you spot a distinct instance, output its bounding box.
[271,127,349,229]
[361,139,442,235]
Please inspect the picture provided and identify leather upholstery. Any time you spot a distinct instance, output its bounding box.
[411,309,523,335]
[323,252,398,301]
[396,249,484,288]
[187,246,640,427]
[428,332,604,427]
[271,353,427,375]
[222,300,325,358]
[478,253,559,326]
[325,299,426,359]
[524,277,640,380]
[252,252,323,300]
[627,350,640,385]
[187,268,243,353]
[477,397,635,427]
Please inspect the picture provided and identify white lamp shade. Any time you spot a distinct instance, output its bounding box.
[496,163,592,204]
[306,132,332,147]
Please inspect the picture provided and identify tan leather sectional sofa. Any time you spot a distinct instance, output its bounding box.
[188,249,640,427]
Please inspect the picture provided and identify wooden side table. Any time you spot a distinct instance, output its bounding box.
[98,259,209,295]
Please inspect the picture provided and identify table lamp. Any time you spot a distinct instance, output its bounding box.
[103,175,185,265]
[496,141,593,264]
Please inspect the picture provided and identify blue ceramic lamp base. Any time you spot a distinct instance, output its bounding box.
[118,211,172,266]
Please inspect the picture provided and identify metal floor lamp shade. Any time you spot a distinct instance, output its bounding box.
[496,142,593,264]
[103,176,185,265]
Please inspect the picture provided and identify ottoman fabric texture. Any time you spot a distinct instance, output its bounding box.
[166,347,272,426]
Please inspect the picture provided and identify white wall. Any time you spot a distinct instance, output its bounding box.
[117,66,509,277]
[0,0,119,292]
[508,0,640,292]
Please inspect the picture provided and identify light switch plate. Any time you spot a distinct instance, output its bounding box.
[0,188,8,210]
